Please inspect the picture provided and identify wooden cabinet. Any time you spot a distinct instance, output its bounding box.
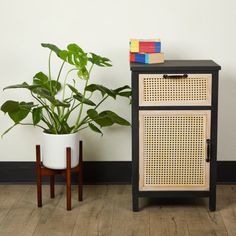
[130,60,221,211]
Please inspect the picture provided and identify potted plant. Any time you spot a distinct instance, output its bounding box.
[1,43,131,169]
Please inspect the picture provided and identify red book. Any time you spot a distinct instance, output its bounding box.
[130,53,135,62]
[139,42,155,53]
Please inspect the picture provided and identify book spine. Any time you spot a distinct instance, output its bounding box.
[135,53,146,63]
[130,40,139,52]
[155,42,161,52]
[138,42,161,53]
[139,42,154,48]
[130,53,135,62]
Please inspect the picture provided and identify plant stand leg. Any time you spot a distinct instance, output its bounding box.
[50,176,55,199]
[78,141,83,201]
[66,147,72,211]
[36,145,42,207]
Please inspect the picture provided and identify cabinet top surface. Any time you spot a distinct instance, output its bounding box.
[130,60,221,72]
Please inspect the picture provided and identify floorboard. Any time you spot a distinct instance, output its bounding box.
[0,185,235,236]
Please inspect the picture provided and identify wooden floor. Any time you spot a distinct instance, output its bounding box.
[0,185,235,236]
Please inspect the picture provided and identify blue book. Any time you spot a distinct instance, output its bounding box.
[130,52,164,64]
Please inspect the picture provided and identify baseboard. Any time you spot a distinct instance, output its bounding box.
[0,161,235,184]
[0,161,132,184]
[216,161,236,183]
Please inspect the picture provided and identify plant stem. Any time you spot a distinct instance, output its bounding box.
[64,78,76,118]
[19,123,45,130]
[77,125,88,132]
[61,68,77,117]
[62,103,81,122]
[62,68,77,101]
[1,124,17,137]
[71,64,94,133]
[31,92,58,133]
[57,61,65,82]
[94,94,109,110]
[48,50,52,81]
[71,79,88,133]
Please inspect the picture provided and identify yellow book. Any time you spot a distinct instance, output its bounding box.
[130,39,139,52]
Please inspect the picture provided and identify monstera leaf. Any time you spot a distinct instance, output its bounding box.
[1,101,35,123]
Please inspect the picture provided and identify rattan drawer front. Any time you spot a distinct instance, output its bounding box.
[139,110,210,191]
[139,74,212,106]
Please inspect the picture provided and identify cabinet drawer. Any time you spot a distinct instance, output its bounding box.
[139,110,211,191]
[139,74,212,106]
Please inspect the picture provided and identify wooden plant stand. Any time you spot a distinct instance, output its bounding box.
[36,140,83,211]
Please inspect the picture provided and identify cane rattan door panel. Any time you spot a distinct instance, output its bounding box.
[139,110,210,191]
[139,74,212,106]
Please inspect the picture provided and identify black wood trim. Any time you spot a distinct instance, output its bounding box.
[130,60,221,72]
[0,161,235,184]
[139,106,212,110]
[131,71,140,210]
[138,191,210,198]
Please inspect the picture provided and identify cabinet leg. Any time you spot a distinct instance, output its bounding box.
[50,176,55,199]
[209,195,216,211]
[66,147,72,211]
[133,195,139,212]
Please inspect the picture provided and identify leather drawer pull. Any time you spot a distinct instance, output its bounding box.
[163,74,188,79]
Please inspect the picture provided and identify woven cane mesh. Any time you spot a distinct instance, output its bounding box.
[140,74,211,105]
[142,113,207,187]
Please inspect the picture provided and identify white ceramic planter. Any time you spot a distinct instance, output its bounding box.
[42,132,79,169]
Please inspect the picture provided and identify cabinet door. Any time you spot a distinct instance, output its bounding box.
[139,110,211,191]
[139,74,212,106]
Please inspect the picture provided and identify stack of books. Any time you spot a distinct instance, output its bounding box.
[130,39,164,64]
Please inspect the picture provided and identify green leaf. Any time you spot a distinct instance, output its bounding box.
[33,73,61,95]
[88,53,112,67]
[113,85,131,94]
[77,66,89,80]
[93,115,114,127]
[67,51,74,65]
[73,94,96,106]
[74,54,88,67]
[87,109,98,119]
[85,84,116,98]
[49,80,61,95]
[96,111,130,127]
[32,107,42,125]
[118,91,132,97]
[33,72,48,85]
[1,100,20,113]
[41,43,62,57]
[59,50,69,61]
[33,88,69,107]
[88,123,103,135]
[67,44,85,54]
[67,84,79,94]
[33,87,51,97]
[66,44,88,69]
[3,82,40,91]
[1,101,34,123]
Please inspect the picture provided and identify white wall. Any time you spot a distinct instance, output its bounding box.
[0,0,235,161]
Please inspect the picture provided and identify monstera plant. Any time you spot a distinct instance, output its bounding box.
[1,43,131,169]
